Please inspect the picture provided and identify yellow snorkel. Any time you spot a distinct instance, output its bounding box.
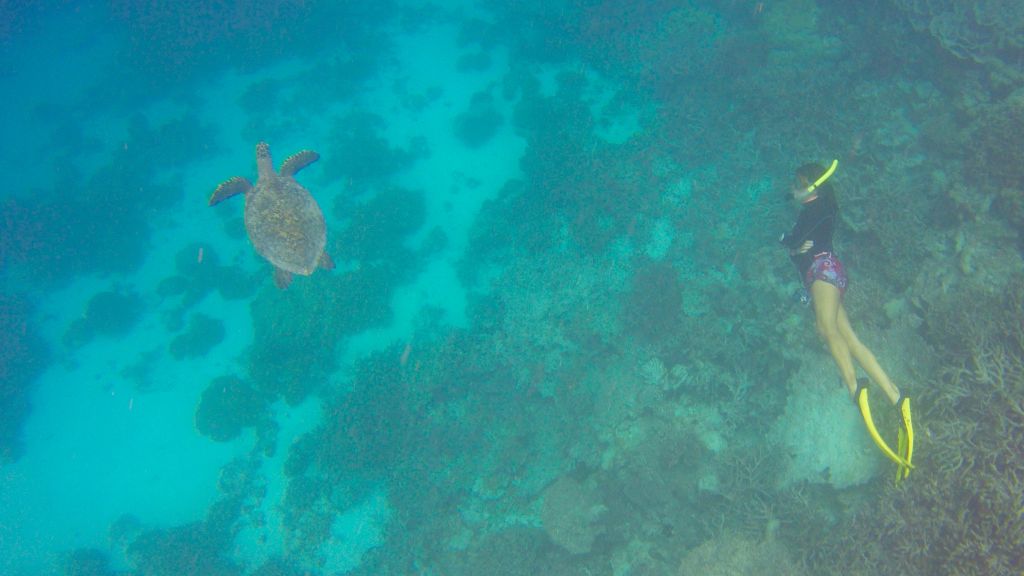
[805,159,838,195]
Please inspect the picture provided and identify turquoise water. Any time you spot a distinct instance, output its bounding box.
[1,2,1022,575]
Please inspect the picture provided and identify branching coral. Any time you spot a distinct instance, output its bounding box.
[806,278,1024,575]
[965,88,1024,195]
[474,250,623,401]
[622,261,683,346]
[891,0,1024,81]
[700,442,787,536]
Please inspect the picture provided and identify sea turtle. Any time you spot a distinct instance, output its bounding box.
[209,142,334,289]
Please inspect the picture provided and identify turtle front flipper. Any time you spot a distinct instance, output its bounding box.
[209,177,252,206]
[319,252,335,270]
[273,267,293,290]
[280,150,320,177]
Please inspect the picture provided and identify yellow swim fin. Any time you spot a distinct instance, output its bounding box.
[895,395,914,482]
[896,425,908,483]
[854,379,912,469]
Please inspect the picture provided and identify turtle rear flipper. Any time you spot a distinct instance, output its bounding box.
[281,150,320,177]
[209,177,252,206]
[273,267,293,290]
[319,252,335,270]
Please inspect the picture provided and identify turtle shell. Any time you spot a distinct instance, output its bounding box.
[244,175,326,276]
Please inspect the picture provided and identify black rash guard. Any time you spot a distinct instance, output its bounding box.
[780,192,838,278]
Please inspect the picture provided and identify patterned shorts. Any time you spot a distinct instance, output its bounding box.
[805,252,848,295]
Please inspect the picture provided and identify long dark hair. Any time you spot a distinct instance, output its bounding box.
[796,162,837,205]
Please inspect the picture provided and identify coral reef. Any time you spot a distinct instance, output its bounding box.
[678,532,806,576]
[156,243,258,322]
[247,264,398,404]
[246,179,424,404]
[63,290,144,348]
[107,0,316,85]
[455,89,505,148]
[630,4,725,97]
[602,411,707,520]
[540,475,607,554]
[61,548,118,576]
[807,279,1024,575]
[573,0,723,95]
[0,115,201,285]
[311,346,444,480]
[322,111,422,185]
[965,87,1024,196]
[891,0,1024,81]
[772,356,882,489]
[436,526,580,576]
[249,557,307,576]
[168,313,225,360]
[275,342,487,572]
[0,293,48,462]
[509,67,666,254]
[117,458,263,576]
[14,3,1024,575]
[194,375,269,443]
[127,522,241,576]
[699,441,789,537]
[332,186,426,265]
[621,261,684,347]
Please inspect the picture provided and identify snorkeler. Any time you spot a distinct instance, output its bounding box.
[779,160,914,481]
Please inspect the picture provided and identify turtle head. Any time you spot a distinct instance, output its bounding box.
[256,142,274,178]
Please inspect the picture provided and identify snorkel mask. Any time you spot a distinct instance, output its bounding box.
[792,159,838,202]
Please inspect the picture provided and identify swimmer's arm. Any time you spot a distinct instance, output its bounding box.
[780,211,812,249]
[780,207,826,253]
